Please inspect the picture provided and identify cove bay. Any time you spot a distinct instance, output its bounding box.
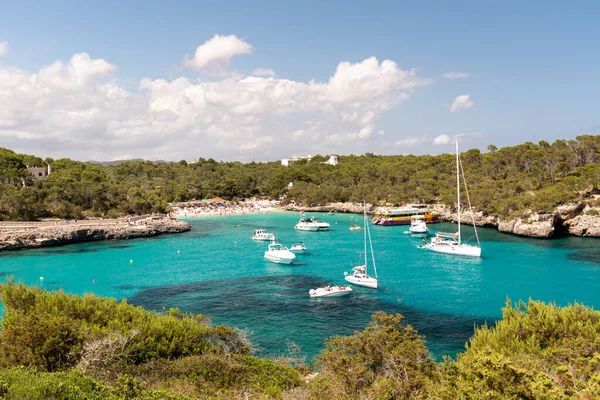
[1,212,598,360]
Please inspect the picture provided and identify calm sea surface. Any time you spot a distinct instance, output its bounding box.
[1,212,599,360]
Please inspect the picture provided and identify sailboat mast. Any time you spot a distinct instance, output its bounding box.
[456,140,461,245]
[366,213,378,279]
[363,202,368,271]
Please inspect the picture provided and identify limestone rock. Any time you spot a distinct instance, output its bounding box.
[498,213,559,238]
[0,216,191,252]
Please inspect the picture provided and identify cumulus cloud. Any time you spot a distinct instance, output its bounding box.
[252,68,275,77]
[443,72,469,79]
[0,41,7,58]
[449,94,474,112]
[433,134,452,145]
[433,132,481,145]
[0,39,434,161]
[184,34,252,72]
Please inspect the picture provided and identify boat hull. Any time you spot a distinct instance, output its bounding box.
[344,275,378,289]
[251,236,275,241]
[294,225,321,231]
[377,216,439,226]
[264,253,296,264]
[309,287,352,298]
[422,243,481,257]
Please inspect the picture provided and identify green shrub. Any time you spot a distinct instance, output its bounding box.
[0,282,249,372]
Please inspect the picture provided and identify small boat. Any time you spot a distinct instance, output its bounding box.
[420,141,482,258]
[264,243,296,264]
[349,221,362,231]
[289,242,307,253]
[409,215,429,236]
[294,217,330,231]
[309,285,352,298]
[251,229,276,241]
[345,203,379,289]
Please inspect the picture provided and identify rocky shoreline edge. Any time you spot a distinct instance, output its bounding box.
[0,215,191,252]
[282,202,600,238]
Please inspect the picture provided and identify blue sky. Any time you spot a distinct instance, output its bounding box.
[0,0,598,161]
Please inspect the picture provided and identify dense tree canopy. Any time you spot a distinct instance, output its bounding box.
[1,135,599,220]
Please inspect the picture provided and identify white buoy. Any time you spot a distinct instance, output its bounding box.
[234,241,237,244]
[130,260,133,264]
[39,277,44,281]
[177,250,180,254]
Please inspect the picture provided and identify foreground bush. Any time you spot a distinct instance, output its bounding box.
[2,281,600,399]
[432,299,600,399]
[0,281,248,371]
[310,312,436,399]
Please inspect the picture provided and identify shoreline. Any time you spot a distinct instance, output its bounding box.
[0,215,190,252]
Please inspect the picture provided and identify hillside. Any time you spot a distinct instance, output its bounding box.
[1,135,599,222]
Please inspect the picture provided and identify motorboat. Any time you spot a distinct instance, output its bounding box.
[344,203,379,289]
[408,215,429,236]
[264,243,296,264]
[251,229,276,241]
[294,217,330,231]
[289,242,307,253]
[309,285,352,298]
[420,141,482,258]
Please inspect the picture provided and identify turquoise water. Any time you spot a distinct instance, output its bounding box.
[1,212,599,360]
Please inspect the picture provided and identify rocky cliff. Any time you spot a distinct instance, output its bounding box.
[436,203,600,239]
[0,216,191,251]
[285,201,600,239]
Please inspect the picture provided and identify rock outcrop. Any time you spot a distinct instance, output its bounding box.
[0,216,191,251]
[498,213,560,238]
[562,206,600,237]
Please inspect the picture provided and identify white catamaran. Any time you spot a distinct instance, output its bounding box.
[420,141,482,257]
[344,204,379,288]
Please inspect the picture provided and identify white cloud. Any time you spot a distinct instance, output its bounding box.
[0,39,434,161]
[443,72,469,79]
[184,34,252,72]
[0,41,7,58]
[433,134,452,145]
[433,132,482,146]
[449,94,474,112]
[252,68,275,77]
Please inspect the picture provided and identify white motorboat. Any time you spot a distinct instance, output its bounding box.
[294,217,330,231]
[409,215,429,236]
[289,242,307,253]
[420,141,482,258]
[251,229,276,241]
[309,285,352,298]
[264,243,296,264]
[344,203,379,289]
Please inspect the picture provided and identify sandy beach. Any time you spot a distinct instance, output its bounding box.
[170,199,282,218]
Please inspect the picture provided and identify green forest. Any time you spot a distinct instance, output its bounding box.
[1,135,599,221]
[0,282,598,399]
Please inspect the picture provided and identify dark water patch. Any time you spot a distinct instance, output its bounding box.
[566,247,600,265]
[130,275,493,360]
[113,283,139,290]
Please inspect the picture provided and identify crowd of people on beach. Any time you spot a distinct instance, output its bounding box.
[169,199,280,217]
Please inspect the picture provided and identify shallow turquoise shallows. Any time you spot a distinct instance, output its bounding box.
[1,212,599,360]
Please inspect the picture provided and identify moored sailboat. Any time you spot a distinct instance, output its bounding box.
[344,203,379,289]
[420,141,482,257]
